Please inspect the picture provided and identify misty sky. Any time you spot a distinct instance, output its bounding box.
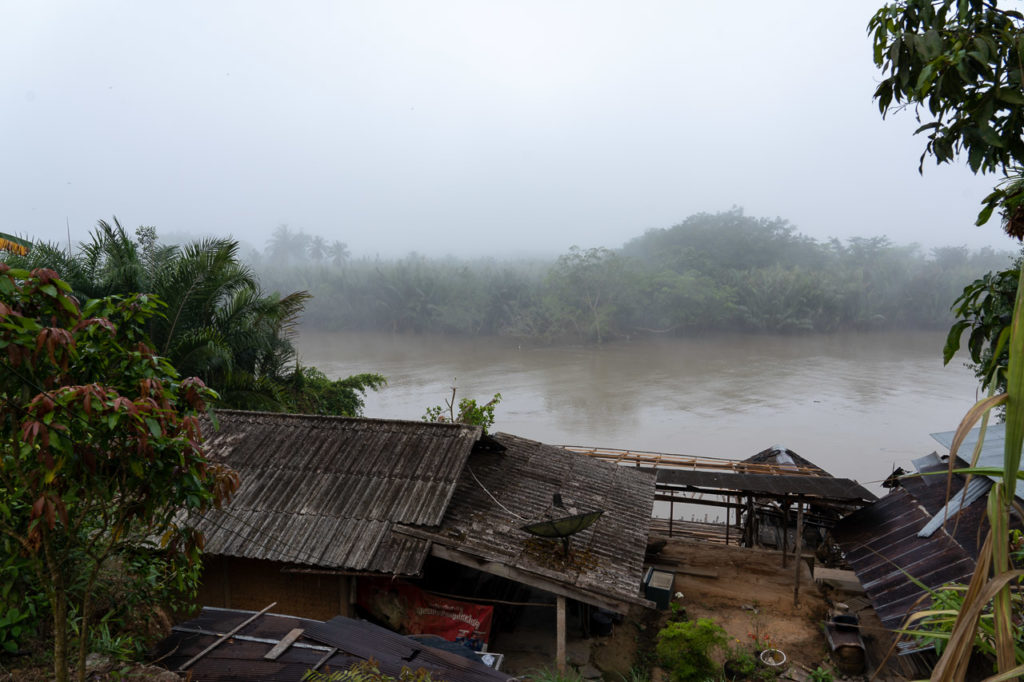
[3,1,1019,258]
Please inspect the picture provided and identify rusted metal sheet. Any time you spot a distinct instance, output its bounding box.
[193,410,481,573]
[411,432,656,612]
[655,469,876,502]
[899,463,993,556]
[832,488,976,629]
[154,607,512,682]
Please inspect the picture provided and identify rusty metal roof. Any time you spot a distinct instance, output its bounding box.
[154,607,513,682]
[193,410,482,573]
[832,487,976,630]
[403,433,657,613]
[833,451,1024,630]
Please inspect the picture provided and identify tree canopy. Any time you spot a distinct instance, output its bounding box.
[0,266,239,682]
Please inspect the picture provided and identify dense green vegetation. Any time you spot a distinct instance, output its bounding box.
[5,219,384,415]
[0,268,240,682]
[253,209,1012,342]
[869,0,1024,677]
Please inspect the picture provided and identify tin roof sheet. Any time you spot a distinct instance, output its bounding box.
[833,487,977,629]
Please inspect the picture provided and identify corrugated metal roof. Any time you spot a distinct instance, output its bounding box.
[193,410,482,572]
[930,423,1009,483]
[655,469,876,502]
[832,488,976,630]
[408,433,656,612]
[899,459,995,557]
[154,607,512,682]
[831,451,1018,631]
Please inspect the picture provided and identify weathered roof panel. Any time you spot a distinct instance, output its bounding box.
[193,410,480,572]
[411,432,656,612]
[154,607,512,682]
[832,488,976,629]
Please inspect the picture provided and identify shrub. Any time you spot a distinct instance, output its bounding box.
[656,618,728,682]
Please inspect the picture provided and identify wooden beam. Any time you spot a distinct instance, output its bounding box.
[425,542,641,613]
[652,494,744,510]
[312,647,339,672]
[556,596,566,672]
[264,628,304,660]
[178,602,277,672]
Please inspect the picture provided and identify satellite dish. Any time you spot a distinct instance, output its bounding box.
[520,509,604,557]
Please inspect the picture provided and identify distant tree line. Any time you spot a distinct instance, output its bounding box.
[254,209,1013,342]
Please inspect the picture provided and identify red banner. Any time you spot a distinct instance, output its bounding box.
[356,577,493,647]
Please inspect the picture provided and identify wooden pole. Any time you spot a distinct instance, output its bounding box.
[556,596,566,672]
[725,495,731,545]
[793,500,804,607]
[223,556,231,608]
[781,502,789,568]
[179,602,277,672]
[669,494,674,537]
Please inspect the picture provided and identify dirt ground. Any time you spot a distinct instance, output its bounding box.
[658,538,831,668]
[497,537,894,680]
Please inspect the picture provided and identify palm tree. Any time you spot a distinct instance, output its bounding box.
[327,240,350,267]
[307,235,328,263]
[20,218,382,415]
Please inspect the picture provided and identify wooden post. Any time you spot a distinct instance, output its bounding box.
[725,496,731,545]
[223,556,231,608]
[780,502,789,568]
[556,596,566,672]
[669,493,674,538]
[793,500,804,607]
[744,496,755,547]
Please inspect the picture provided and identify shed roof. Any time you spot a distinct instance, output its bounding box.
[401,432,656,613]
[743,445,832,476]
[930,422,1017,486]
[655,469,876,503]
[194,410,482,573]
[832,453,1021,630]
[154,606,513,682]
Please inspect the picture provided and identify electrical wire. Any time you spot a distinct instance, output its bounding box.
[467,465,526,520]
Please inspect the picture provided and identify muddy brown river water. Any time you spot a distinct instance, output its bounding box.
[297,329,980,495]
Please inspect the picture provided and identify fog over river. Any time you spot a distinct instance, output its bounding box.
[298,330,981,495]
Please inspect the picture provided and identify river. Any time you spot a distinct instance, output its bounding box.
[297,330,981,495]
